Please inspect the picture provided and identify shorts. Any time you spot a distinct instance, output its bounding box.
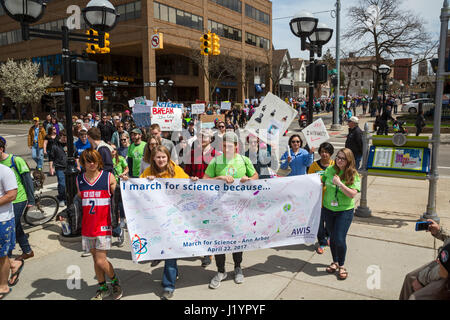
[82,236,112,252]
[0,218,16,258]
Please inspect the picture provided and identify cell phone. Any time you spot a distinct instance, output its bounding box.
[415,221,431,231]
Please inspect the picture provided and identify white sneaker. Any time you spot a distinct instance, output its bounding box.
[117,229,125,247]
[81,251,91,257]
[209,272,227,289]
[234,267,244,284]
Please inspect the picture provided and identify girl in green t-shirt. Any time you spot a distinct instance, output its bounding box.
[321,148,360,281]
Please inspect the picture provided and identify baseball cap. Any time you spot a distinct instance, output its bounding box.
[348,116,359,124]
[33,117,39,121]
[223,131,239,144]
[79,126,88,133]
[131,128,142,135]
[113,116,120,120]
[76,119,83,124]
[125,110,130,114]
[438,243,450,274]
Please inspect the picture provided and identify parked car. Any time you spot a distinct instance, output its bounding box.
[401,98,435,114]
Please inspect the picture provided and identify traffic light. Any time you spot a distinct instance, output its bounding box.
[98,32,110,54]
[85,29,98,54]
[200,32,212,55]
[212,33,220,55]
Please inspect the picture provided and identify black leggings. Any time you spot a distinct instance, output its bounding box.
[215,252,243,273]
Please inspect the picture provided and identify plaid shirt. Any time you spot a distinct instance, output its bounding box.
[184,147,219,178]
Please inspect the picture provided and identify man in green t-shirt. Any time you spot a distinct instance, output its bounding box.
[0,137,35,262]
[127,128,147,178]
[203,131,258,290]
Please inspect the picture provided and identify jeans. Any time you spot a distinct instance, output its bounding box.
[8,200,31,257]
[323,207,354,266]
[55,169,66,202]
[162,259,178,292]
[355,155,362,170]
[317,208,329,246]
[31,144,44,170]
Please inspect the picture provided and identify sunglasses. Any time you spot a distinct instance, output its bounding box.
[120,138,127,141]
[218,126,225,128]
[291,140,301,144]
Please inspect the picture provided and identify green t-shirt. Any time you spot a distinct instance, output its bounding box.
[322,166,361,212]
[0,154,30,203]
[127,142,146,177]
[205,154,256,179]
[113,155,127,180]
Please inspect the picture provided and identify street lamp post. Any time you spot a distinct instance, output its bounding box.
[158,79,174,101]
[290,12,333,125]
[378,64,391,113]
[0,0,119,208]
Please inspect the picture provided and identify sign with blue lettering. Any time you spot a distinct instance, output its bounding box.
[367,146,431,174]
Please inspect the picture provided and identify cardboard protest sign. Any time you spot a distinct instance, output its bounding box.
[244,92,297,144]
[191,103,205,114]
[220,101,231,110]
[200,114,225,129]
[151,106,182,131]
[302,118,330,149]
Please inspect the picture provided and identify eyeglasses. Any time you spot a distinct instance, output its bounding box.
[291,140,301,144]
[336,155,347,161]
[218,126,225,128]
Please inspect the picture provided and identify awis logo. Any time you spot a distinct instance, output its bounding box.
[290,226,311,236]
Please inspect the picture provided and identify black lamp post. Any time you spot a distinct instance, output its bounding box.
[0,0,119,207]
[290,12,333,125]
[378,64,391,113]
[158,79,174,101]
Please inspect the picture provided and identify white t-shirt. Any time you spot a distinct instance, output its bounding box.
[0,163,18,222]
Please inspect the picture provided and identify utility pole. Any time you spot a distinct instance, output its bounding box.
[331,0,341,130]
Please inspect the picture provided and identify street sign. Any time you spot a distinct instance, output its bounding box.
[95,90,103,101]
[151,33,163,49]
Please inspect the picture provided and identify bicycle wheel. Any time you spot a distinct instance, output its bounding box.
[24,195,59,226]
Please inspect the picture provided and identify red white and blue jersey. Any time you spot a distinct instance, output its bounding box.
[77,170,112,237]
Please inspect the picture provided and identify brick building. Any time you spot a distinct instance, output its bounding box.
[0,0,272,117]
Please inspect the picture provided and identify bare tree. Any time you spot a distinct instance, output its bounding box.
[343,0,437,107]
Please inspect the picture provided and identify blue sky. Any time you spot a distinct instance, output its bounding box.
[272,0,443,60]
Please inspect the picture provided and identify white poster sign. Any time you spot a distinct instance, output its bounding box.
[302,118,330,149]
[151,107,182,131]
[220,101,232,110]
[122,175,322,262]
[244,92,297,144]
[191,103,206,114]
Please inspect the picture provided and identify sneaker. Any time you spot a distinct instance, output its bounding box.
[117,229,125,247]
[161,290,173,300]
[59,201,66,207]
[209,272,227,289]
[111,283,123,300]
[234,267,244,284]
[91,287,110,300]
[151,260,161,267]
[201,256,211,267]
[81,252,91,257]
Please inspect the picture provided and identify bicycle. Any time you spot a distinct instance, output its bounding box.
[23,171,59,226]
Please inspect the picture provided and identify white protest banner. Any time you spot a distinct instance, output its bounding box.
[121,175,322,262]
[157,102,184,109]
[191,103,205,114]
[245,92,297,144]
[128,99,135,108]
[220,101,231,110]
[302,118,330,149]
[151,106,182,131]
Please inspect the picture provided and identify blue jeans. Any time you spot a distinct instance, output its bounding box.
[31,144,44,169]
[317,208,329,246]
[55,169,66,202]
[323,207,354,266]
[162,259,178,292]
[355,155,362,170]
[8,201,31,257]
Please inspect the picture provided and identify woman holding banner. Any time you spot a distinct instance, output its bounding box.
[279,134,315,176]
[139,145,199,300]
[245,134,278,179]
[321,148,360,280]
[203,131,258,289]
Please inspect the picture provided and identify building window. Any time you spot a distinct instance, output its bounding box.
[154,2,203,31]
[117,0,141,22]
[208,19,242,42]
[245,4,270,25]
[210,0,242,13]
[245,32,269,50]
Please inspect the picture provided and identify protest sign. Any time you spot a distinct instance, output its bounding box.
[200,114,224,129]
[132,101,152,128]
[151,106,182,131]
[121,175,322,262]
[220,101,231,110]
[245,92,297,144]
[191,103,205,114]
[157,102,183,109]
[134,96,146,105]
[302,118,330,149]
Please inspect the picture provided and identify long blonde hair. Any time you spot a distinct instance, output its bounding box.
[333,148,358,186]
[149,145,175,178]
[143,134,161,164]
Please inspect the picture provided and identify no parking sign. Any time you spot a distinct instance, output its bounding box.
[151,33,163,49]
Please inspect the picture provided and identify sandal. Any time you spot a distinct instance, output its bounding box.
[338,267,348,280]
[316,246,325,254]
[8,259,24,287]
[0,288,12,299]
[326,262,339,274]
